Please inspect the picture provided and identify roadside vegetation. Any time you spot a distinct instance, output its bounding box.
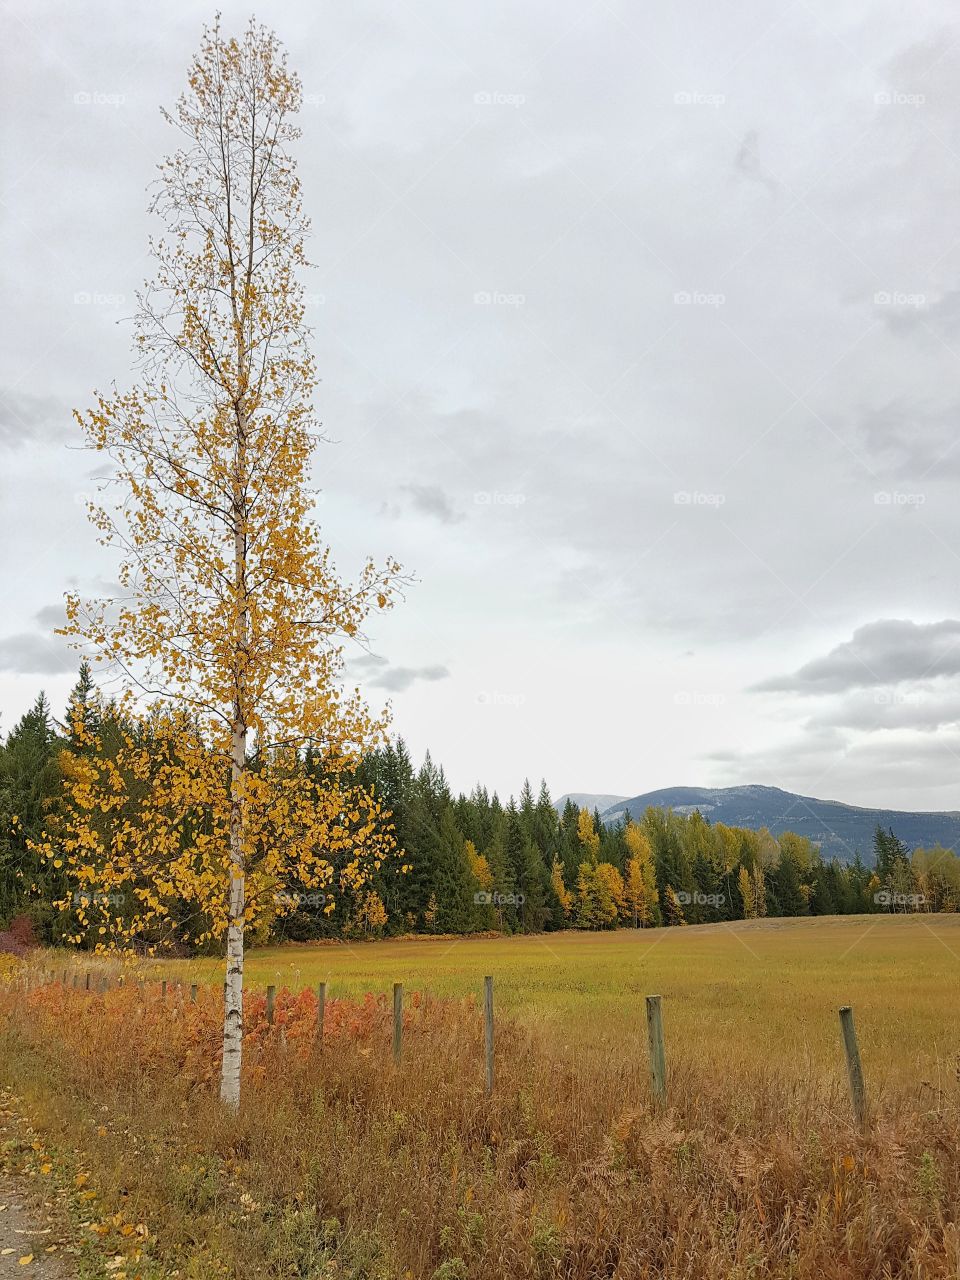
[2,918,959,1278]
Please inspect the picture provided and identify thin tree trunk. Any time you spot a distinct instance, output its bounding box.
[221,414,249,1106]
[220,724,246,1108]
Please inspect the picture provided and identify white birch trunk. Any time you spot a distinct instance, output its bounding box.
[220,725,246,1108]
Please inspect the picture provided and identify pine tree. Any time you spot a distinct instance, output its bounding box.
[0,694,64,938]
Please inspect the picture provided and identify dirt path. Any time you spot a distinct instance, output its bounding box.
[0,1182,72,1278]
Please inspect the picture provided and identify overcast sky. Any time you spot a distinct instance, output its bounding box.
[3,0,960,811]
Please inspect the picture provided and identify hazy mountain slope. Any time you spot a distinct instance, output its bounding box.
[555,793,629,815]
[597,784,960,862]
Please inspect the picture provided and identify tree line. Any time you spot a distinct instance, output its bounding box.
[1,669,956,950]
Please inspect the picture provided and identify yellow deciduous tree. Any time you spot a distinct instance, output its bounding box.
[550,858,572,919]
[357,890,388,935]
[575,860,624,928]
[52,20,404,1108]
[623,821,658,927]
[577,808,601,863]
[738,865,755,919]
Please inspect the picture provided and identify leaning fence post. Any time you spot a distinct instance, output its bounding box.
[393,982,403,1064]
[484,975,494,1096]
[646,995,667,1107]
[266,984,276,1026]
[839,1006,867,1130]
[316,982,326,1050]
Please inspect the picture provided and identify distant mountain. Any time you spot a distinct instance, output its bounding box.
[555,792,628,815]
[597,784,960,863]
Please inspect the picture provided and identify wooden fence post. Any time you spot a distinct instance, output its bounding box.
[316,982,326,1050]
[266,984,276,1026]
[646,995,667,1107]
[484,975,494,1097]
[839,1006,867,1130]
[85,972,91,992]
[393,982,403,1064]
[190,984,198,1003]
[160,980,167,1000]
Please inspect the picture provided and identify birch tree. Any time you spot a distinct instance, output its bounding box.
[56,19,403,1108]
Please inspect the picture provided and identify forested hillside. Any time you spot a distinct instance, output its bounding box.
[1,666,955,951]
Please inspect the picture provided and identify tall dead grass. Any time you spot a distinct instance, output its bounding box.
[0,974,958,1279]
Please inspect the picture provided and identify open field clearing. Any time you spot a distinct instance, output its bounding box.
[3,915,959,1278]
[156,914,960,1091]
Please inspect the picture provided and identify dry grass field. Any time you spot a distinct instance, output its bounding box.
[1,915,959,1278]
[172,913,960,1091]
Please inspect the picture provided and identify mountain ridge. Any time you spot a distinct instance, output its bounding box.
[558,784,960,863]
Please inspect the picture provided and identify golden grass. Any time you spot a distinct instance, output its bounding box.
[147,913,960,1093]
[8,914,960,1278]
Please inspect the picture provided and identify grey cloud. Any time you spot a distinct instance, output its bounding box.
[0,632,77,675]
[34,603,67,629]
[381,484,465,525]
[809,685,960,733]
[347,650,450,691]
[884,290,960,338]
[0,389,71,448]
[753,620,960,695]
[733,131,779,197]
[348,652,390,674]
[371,664,451,692]
[401,484,464,525]
[712,723,960,811]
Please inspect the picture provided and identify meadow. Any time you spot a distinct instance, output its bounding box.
[1,915,959,1279]
[174,913,960,1090]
